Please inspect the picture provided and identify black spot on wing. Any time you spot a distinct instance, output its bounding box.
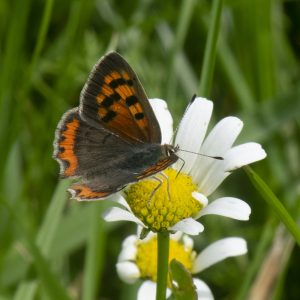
[134,112,144,120]
[102,97,114,108]
[102,110,117,122]
[111,92,121,101]
[126,95,138,107]
[127,79,133,86]
[109,78,127,89]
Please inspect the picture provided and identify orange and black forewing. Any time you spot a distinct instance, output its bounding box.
[79,51,161,144]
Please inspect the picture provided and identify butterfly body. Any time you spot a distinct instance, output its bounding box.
[54,52,178,200]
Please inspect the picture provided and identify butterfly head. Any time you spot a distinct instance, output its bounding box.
[162,144,179,158]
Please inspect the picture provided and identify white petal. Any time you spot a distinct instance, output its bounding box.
[137,281,171,300]
[122,235,138,247]
[174,98,213,173]
[192,143,266,195]
[191,117,243,195]
[197,164,230,196]
[182,235,194,251]
[150,98,173,144]
[116,261,140,284]
[118,236,137,262]
[192,192,208,207]
[116,195,132,211]
[192,237,247,273]
[171,218,204,235]
[224,142,267,171]
[118,245,137,262]
[170,231,183,241]
[195,197,251,221]
[104,207,145,227]
[193,278,214,300]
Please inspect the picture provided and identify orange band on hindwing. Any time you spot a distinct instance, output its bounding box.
[58,117,79,176]
[70,184,111,200]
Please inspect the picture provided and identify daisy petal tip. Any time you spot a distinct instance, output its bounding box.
[224,142,267,172]
[192,237,247,273]
[171,218,204,235]
[198,197,251,221]
[116,261,140,284]
[137,281,171,300]
[193,96,213,105]
[258,145,267,160]
[234,237,248,255]
[193,278,214,300]
[149,98,167,107]
[149,98,173,144]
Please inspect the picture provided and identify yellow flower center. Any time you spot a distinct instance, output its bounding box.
[125,168,202,232]
[135,236,194,283]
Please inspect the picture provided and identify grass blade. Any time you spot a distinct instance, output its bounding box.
[244,166,300,246]
[82,204,107,300]
[198,0,223,96]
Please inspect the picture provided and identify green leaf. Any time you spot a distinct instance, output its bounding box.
[169,259,197,300]
[139,227,151,240]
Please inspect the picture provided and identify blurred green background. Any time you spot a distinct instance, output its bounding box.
[0,0,300,299]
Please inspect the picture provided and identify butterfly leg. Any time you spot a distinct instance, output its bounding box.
[175,156,185,178]
[160,172,171,200]
[148,176,163,206]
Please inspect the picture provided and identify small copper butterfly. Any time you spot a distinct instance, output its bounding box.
[53,52,179,200]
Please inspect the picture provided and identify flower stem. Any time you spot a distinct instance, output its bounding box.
[156,231,170,300]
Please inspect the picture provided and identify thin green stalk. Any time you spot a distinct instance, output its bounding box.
[26,0,54,88]
[244,166,300,246]
[156,232,170,300]
[36,180,71,255]
[166,0,196,102]
[82,204,107,300]
[198,0,223,97]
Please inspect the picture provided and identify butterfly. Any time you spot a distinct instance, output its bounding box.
[53,51,179,200]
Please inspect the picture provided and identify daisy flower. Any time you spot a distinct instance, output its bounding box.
[117,230,247,300]
[104,97,266,234]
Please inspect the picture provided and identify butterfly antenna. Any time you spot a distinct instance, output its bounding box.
[169,94,197,144]
[179,148,223,160]
[175,151,222,180]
